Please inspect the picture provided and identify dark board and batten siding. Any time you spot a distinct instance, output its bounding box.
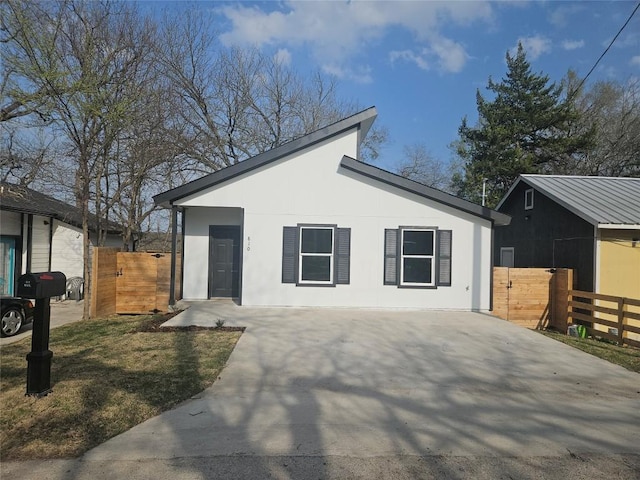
[495,182,594,292]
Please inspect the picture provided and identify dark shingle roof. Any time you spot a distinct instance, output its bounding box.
[497,175,640,226]
[0,183,123,233]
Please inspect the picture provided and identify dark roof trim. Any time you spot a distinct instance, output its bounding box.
[339,156,511,226]
[153,107,377,207]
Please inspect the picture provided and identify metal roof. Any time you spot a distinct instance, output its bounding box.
[497,175,640,226]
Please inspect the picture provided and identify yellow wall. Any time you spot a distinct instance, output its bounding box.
[598,229,640,299]
[597,229,640,342]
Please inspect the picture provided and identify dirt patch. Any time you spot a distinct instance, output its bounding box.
[133,312,245,333]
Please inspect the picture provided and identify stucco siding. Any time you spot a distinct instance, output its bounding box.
[182,207,243,300]
[179,129,493,309]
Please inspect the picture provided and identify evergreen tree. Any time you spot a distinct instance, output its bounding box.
[454,44,594,207]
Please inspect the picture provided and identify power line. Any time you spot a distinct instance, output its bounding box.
[568,1,640,101]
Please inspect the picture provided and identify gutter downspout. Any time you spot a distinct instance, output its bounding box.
[26,214,33,272]
[169,204,178,307]
[48,217,54,270]
[489,220,495,312]
[593,225,600,293]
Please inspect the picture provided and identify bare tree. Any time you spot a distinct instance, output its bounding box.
[3,0,160,318]
[0,127,59,185]
[157,10,387,174]
[396,143,452,191]
[560,72,640,177]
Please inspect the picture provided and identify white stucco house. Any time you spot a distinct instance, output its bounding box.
[0,183,122,296]
[154,107,510,310]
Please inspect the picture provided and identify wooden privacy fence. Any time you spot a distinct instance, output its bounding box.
[91,247,181,318]
[569,290,640,348]
[492,267,573,330]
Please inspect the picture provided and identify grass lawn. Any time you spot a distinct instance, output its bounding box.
[539,330,640,373]
[0,314,241,460]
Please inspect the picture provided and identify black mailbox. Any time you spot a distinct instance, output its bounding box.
[17,272,66,299]
[16,272,67,397]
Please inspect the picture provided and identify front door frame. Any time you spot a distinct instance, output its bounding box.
[208,225,242,300]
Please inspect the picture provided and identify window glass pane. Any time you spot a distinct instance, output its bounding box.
[301,256,331,281]
[301,228,333,253]
[403,230,434,256]
[403,258,432,284]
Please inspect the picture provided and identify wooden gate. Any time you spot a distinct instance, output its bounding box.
[116,252,171,314]
[492,267,573,330]
[91,248,180,317]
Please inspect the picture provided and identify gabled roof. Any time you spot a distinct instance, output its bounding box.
[496,174,640,227]
[154,107,378,207]
[339,157,511,225]
[0,183,123,234]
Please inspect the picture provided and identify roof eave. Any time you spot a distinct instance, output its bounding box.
[153,107,378,207]
[339,156,511,226]
[598,224,640,230]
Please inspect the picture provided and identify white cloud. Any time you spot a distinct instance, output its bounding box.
[321,63,373,84]
[429,38,468,73]
[390,38,467,74]
[219,1,493,79]
[512,35,552,60]
[549,5,584,28]
[273,48,292,66]
[631,56,640,67]
[561,39,585,51]
[390,50,430,71]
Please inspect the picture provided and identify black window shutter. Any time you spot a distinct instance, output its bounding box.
[335,228,351,284]
[282,226,298,283]
[437,230,452,286]
[384,229,399,285]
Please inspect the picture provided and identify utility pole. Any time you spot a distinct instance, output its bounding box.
[481,178,488,207]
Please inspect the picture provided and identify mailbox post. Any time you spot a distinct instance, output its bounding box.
[17,272,66,397]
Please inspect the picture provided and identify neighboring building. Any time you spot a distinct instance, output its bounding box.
[494,175,640,299]
[0,183,123,295]
[154,107,510,310]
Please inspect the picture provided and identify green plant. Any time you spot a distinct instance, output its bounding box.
[215,318,225,328]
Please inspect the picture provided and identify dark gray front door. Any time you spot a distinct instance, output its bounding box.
[209,226,240,298]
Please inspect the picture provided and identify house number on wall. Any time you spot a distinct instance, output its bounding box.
[247,236,251,251]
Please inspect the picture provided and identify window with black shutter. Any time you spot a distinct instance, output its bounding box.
[281,225,351,286]
[384,227,452,288]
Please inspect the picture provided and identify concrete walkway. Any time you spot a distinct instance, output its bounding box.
[3,302,640,479]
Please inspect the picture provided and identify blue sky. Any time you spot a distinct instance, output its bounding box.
[159,1,640,172]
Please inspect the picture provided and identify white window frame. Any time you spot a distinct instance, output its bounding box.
[524,188,534,210]
[400,228,436,287]
[298,226,334,285]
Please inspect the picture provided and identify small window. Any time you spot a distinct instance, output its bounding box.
[500,247,515,268]
[400,229,435,286]
[299,227,333,284]
[524,188,534,210]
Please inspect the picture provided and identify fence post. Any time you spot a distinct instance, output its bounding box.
[618,298,625,346]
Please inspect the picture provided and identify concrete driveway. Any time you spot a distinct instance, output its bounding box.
[4,302,640,479]
[0,300,84,346]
